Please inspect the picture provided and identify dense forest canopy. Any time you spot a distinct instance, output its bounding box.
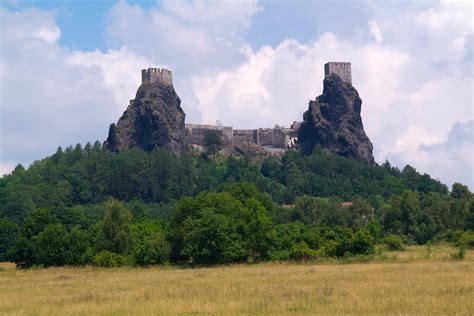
[0,142,472,267]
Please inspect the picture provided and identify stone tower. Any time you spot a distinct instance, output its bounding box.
[141,68,173,85]
[324,62,351,85]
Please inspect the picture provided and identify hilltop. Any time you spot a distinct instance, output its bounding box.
[104,62,375,164]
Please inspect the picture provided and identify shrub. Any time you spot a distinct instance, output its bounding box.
[451,247,465,260]
[456,231,474,249]
[289,242,319,261]
[93,250,127,267]
[383,235,405,251]
[133,233,171,266]
[269,250,290,261]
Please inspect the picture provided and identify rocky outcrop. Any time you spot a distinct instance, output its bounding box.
[298,74,375,165]
[104,79,188,154]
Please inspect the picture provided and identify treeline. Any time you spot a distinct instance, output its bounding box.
[0,143,472,267]
[0,142,447,224]
[1,182,472,267]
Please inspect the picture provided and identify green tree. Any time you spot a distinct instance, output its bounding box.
[0,217,20,261]
[22,208,58,239]
[451,183,470,199]
[132,221,170,265]
[33,224,69,267]
[203,131,223,154]
[182,208,246,264]
[97,199,133,255]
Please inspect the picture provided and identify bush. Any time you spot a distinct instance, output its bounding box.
[456,231,474,249]
[269,250,290,261]
[383,235,405,251]
[451,247,465,260]
[351,229,375,255]
[133,233,171,266]
[93,250,127,267]
[289,242,320,261]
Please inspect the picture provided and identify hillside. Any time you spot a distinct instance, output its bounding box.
[0,64,472,268]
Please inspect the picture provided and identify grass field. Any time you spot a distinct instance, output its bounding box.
[0,245,473,315]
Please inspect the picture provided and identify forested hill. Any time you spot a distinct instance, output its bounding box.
[1,141,447,223]
[1,142,473,267]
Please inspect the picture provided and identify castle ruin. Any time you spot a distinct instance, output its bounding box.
[141,68,173,85]
[324,62,351,85]
[134,63,353,156]
[185,122,300,155]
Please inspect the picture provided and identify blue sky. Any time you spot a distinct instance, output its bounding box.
[0,0,473,188]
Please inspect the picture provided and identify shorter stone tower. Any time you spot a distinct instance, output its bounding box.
[141,68,173,85]
[324,62,351,85]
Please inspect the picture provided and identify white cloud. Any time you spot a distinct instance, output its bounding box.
[0,7,144,169]
[0,161,17,177]
[368,20,383,44]
[104,0,261,73]
[394,121,474,189]
[33,26,61,43]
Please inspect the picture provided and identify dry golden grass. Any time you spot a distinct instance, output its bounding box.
[0,245,473,315]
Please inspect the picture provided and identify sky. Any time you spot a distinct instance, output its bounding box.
[0,0,473,189]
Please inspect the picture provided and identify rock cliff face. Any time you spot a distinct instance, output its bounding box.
[104,80,188,154]
[298,74,375,165]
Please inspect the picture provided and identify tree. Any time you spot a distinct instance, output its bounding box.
[451,183,470,199]
[182,208,246,264]
[97,199,133,255]
[203,131,223,154]
[0,217,19,261]
[22,208,58,239]
[33,224,69,267]
[132,221,170,265]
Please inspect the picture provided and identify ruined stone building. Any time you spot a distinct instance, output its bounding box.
[324,61,352,85]
[106,62,375,164]
[185,122,300,155]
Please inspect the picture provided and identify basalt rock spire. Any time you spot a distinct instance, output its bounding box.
[104,68,188,154]
[298,63,375,165]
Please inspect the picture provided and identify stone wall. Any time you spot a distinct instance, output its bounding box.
[324,62,351,85]
[186,124,233,154]
[186,122,301,155]
[141,68,173,85]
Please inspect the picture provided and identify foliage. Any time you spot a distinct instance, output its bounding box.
[132,221,170,265]
[93,250,128,267]
[203,131,223,154]
[0,217,19,261]
[97,199,133,255]
[289,242,320,261]
[456,231,474,249]
[383,235,405,251]
[451,246,465,260]
[0,142,471,268]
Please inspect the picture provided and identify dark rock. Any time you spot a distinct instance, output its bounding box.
[104,80,188,154]
[298,74,375,165]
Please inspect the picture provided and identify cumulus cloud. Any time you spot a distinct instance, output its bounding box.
[398,121,474,188]
[368,20,383,44]
[0,7,144,170]
[104,0,261,72]
[189,33,410,130]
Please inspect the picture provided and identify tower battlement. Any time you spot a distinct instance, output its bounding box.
[141,68,173,85]
[324,62,351,85]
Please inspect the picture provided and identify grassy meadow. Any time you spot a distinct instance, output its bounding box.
[0,245,473,315]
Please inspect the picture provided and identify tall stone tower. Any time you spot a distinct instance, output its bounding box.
[324,62,351,85]
[141,68,173,85]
